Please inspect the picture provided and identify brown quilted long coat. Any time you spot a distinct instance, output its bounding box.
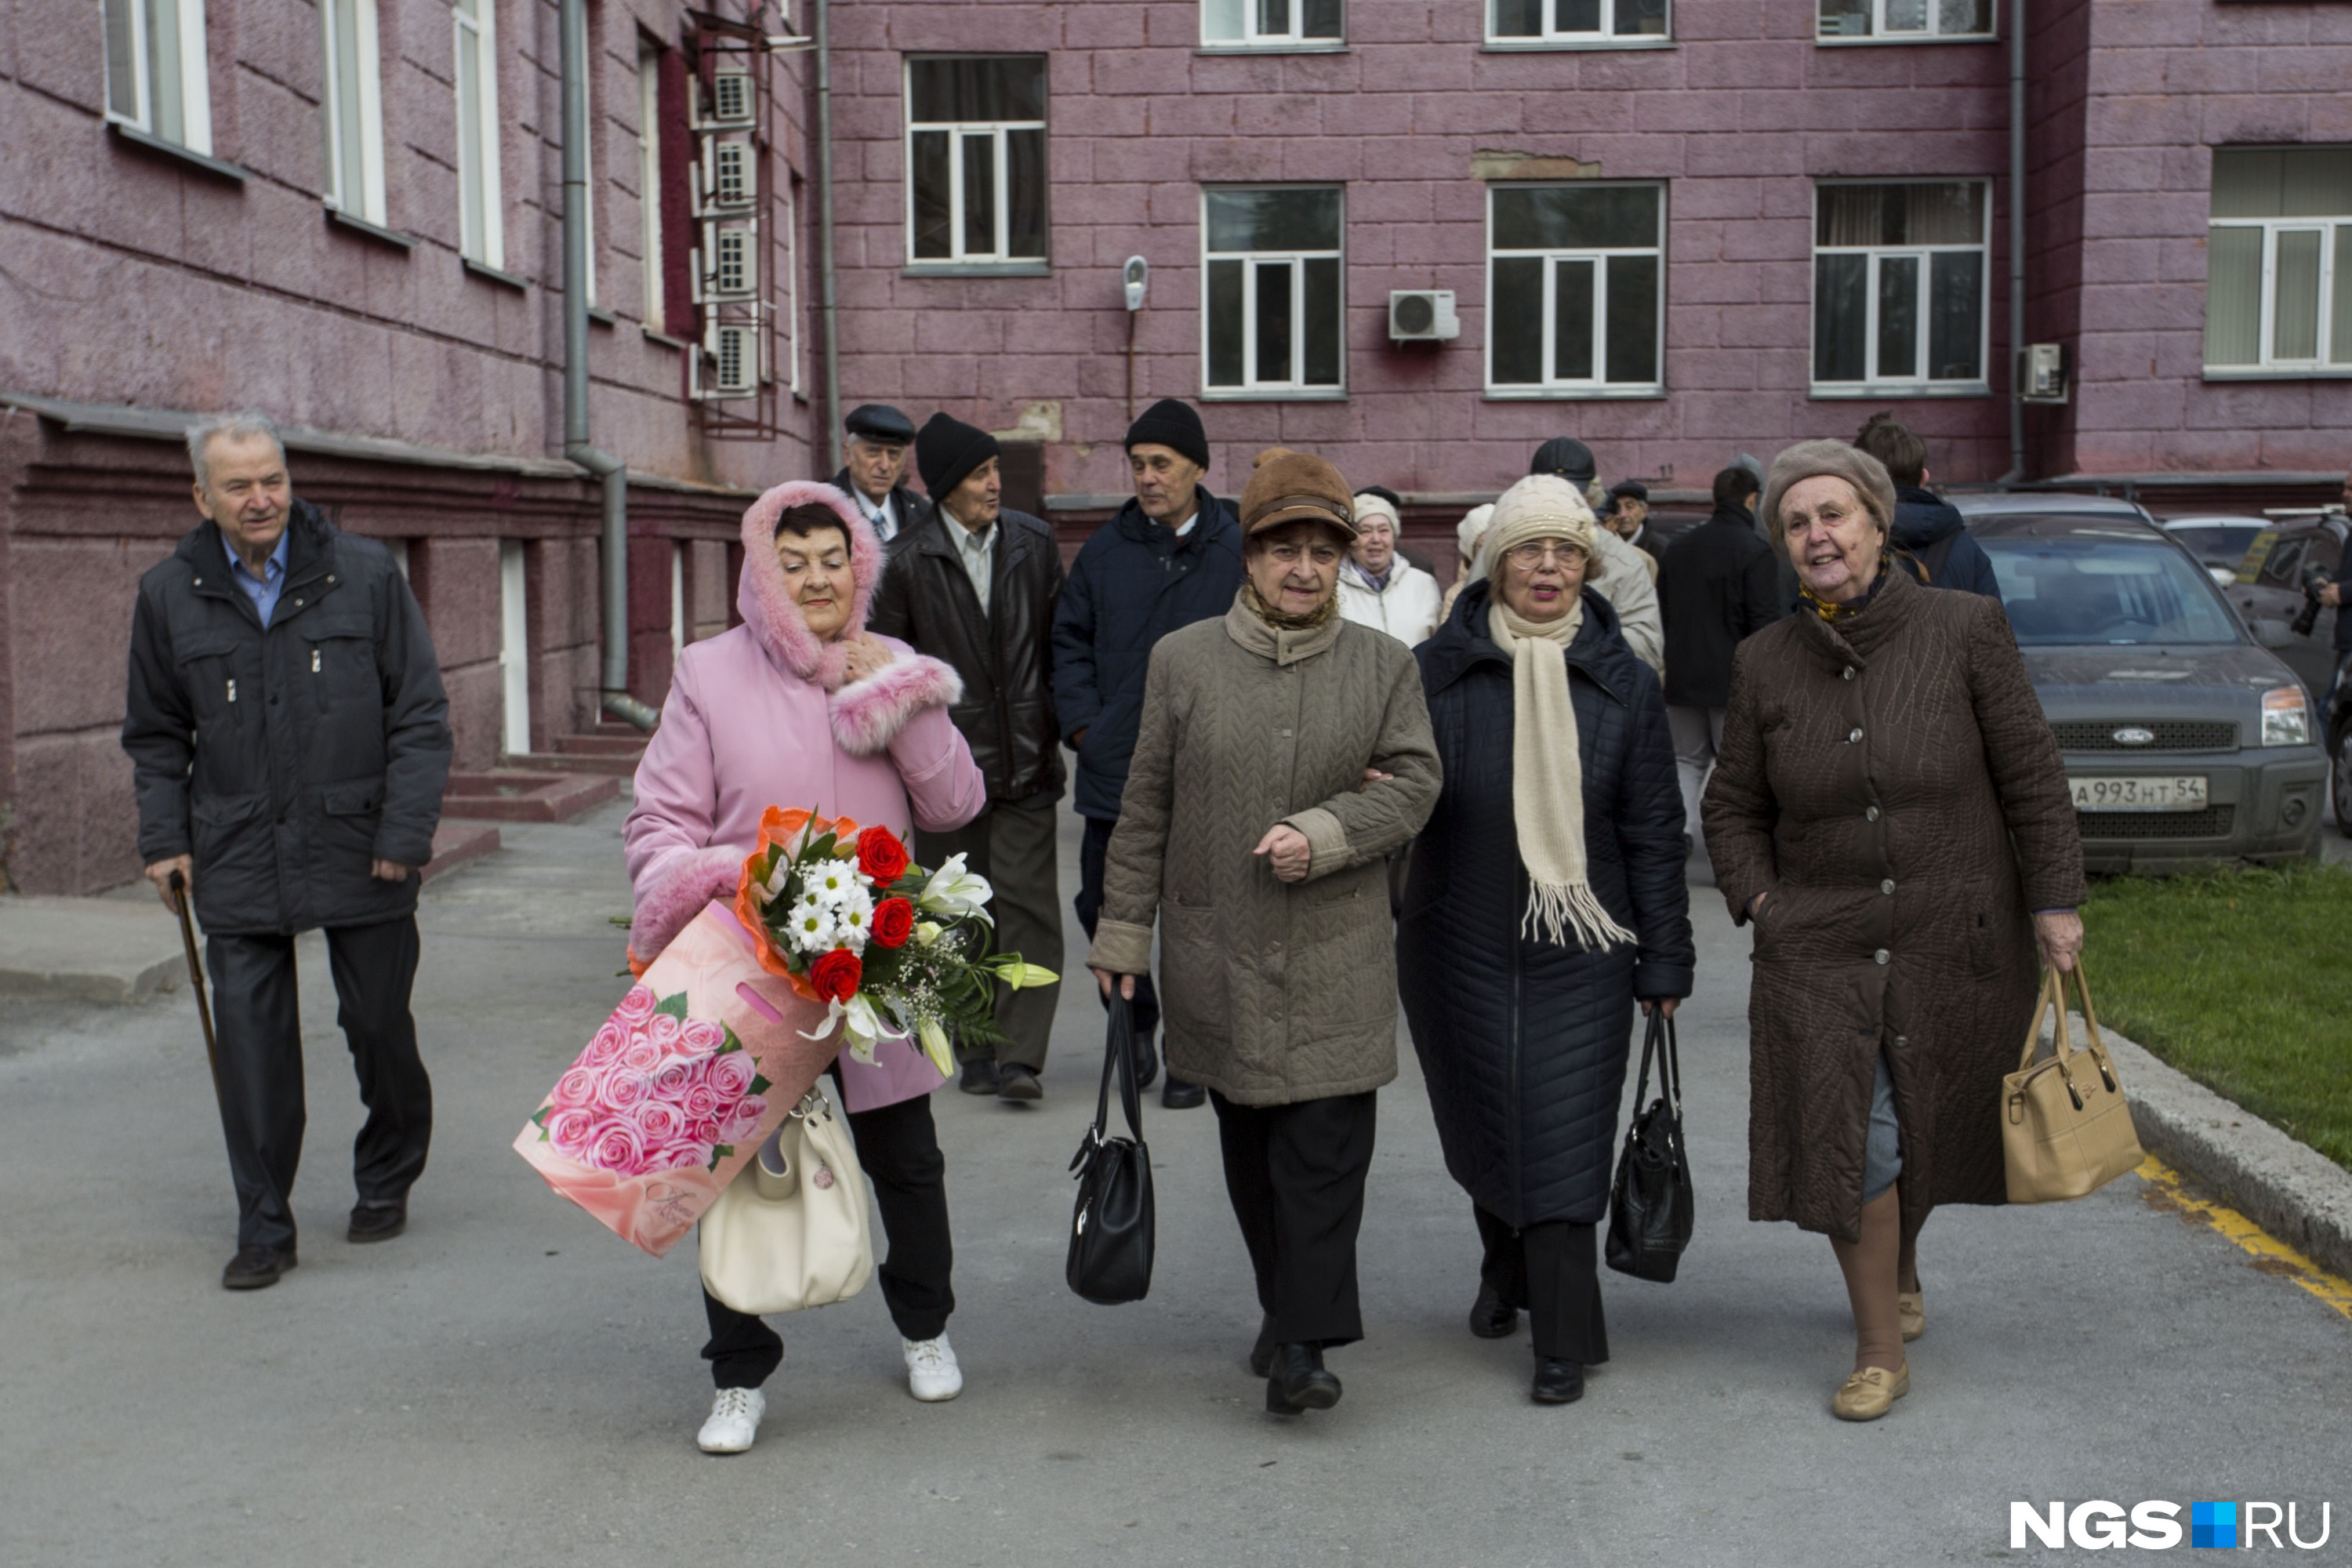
[1701,567,2085,1242]
[1089,594,1440,1106]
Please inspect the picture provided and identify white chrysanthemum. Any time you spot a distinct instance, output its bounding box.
[832,893,873,953]
[786,894,837,953]
[805,862,871,906]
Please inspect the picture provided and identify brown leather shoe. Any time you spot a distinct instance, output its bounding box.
[1898,1290,1925,1342]
[1831,1364,1909,1421]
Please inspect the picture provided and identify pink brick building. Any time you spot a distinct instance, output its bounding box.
[3,0,2350,893]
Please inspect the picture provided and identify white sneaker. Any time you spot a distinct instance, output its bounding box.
[904,1334,963,1402]
[696,1386,765,1454]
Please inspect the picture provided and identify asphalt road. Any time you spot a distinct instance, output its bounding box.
[3,798,2347,1568]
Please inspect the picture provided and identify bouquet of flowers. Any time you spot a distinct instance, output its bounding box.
[529,983,772,1179]
[733,806,1057,1077]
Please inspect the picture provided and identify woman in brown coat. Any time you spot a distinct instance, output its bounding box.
[1701,441,2086,1422]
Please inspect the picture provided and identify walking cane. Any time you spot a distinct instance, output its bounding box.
[169,870,229,1118]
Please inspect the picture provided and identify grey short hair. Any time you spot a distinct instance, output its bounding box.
[187,410,285,488]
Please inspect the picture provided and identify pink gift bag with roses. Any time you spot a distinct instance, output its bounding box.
[514,904,842,1258]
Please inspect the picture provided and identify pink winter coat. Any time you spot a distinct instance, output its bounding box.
[624,481,986,1112]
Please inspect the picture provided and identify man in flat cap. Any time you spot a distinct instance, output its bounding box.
[1604,480,1662,579]
[832,404,932,547]
[868,413,1065,1101]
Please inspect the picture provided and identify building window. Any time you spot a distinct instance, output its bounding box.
[1817,0,1992,40]
[454,0,503,267]
[2206,147,2352,373]
[1490,0,1667,45]
[1202,187,1344,396]
[321,0,387,223]
[637,45,663,329]
[103,0,213,153]
[1486,184,1664,395]
[905,56,1047,268]
[1202,0,1343,50]
[1811,181,1988,392]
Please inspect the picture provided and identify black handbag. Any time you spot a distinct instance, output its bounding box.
[1066,996,1156,1305]
[1605,1009,1695,1283]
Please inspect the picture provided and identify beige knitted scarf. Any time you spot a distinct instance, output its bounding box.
[1486,595,1638,953]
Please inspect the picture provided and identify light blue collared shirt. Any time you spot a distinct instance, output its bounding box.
[222,528,290,627]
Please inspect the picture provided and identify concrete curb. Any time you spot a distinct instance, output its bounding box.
[2084,1013,2352,1283]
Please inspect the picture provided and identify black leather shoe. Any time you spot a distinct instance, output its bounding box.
[996,1064,1042,1102]
[960,1058,1000,1094]
[1130,1029,1160,1093]
[1248,1315,1278,1378]
[348,1203,408,1244]
[1531,1356,1585,1405]
[1469,1283,1519,1339]
[222,1243,296,1290]
[1266,1343,1341,1414]
[1161,1076,1206,1110]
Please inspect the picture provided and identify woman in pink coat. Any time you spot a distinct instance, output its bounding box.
[624,481,985,1456]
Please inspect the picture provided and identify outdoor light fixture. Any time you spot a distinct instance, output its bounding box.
[1123,256,1149,313]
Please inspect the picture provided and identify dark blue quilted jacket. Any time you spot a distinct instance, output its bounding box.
[1400,579,1696,1228]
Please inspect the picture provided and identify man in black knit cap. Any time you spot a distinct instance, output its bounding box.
[869,413,1066,1100]
[1050,398,1243,1109]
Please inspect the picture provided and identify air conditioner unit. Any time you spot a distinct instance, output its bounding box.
[700,140,755,211]
[711,324,759,396]
[1388,290,1460,343]
[2020,342,2069,404]
[712,227,757,297]
[709,69,753,126]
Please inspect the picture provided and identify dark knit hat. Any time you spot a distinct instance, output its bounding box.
[1530,437,1596,485]
[844,403,915,444]
[1238,448,1356,539]
[1606,479,1650,506]
[1123,397,1210,470]
[916,412,1000,501]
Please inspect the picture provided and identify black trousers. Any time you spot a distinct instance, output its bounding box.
[1073,814,1160,1046]
[205,916,431,1251]
[702,1076,955,1388]
[1211,1090,1377,1349]
[1473,1204,1610,1366]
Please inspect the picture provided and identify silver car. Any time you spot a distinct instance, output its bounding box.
[1966,509,2325,872]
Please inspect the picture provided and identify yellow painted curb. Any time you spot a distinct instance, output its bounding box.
[2137,1156,2352,1321]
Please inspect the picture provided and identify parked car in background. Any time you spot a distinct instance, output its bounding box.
[1973,510,2325,873]
[2224,513,2349,705]
[1948,490,2159,527]
[2160,515,2272,586]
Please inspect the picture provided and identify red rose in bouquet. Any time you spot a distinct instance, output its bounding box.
[809,948,863,1004]
[871,896,916,949]
[856,826,912,887]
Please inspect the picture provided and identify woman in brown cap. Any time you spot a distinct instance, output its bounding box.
[1702,440,2085,1422]
[1087,448,1441,1416]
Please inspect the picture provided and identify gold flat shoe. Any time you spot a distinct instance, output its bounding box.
[1898,1290,1925,1342]
[1831,1363,1910,1421]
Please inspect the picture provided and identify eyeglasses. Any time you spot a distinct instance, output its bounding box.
[1504,540,1586,568]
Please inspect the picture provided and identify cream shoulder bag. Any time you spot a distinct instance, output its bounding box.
[2002,960,2144,1204]
[699,1083,874,1316]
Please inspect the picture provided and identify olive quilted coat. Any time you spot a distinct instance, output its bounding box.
[1701,566,2085,1243]
[1088,593,1440,1107]
[1399,581,1696,1229]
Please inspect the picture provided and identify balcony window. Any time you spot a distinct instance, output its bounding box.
[1202,187,1345,397]
[2205,147,2352,374]
[906,56,1047,269]
[1490,0,1667,46]
[104,0,213,153]
[1486,183,1664,395]
[1817,0,1993,41]
[1811,180,1988,394]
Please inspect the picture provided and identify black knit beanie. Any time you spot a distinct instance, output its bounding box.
[916,412,1000,501]
[1123,397,1210,470]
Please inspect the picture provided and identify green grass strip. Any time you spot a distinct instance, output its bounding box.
[2080,862,2352,1172]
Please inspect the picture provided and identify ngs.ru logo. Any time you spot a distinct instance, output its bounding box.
[2012,1501,2332,1550]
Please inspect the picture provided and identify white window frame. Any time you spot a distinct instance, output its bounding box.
[1816,0,1994,42]
[1809,180,1991,397]
[783,176,805,396]
[1484,182,1666,398]
[1486,0,1670,48]
[637,45,664,330]
[902,58,1047,270]
[321,0,388,223]
[2205,220,2350,375]
[1200,186,1346,401]
[1200,0,1345,53]
[103,0,214,153]
[453,0,504,267]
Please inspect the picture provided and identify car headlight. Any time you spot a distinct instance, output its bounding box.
[2261,685,2310,746]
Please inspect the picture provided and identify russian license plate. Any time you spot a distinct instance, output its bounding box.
[2070,775,2209,812]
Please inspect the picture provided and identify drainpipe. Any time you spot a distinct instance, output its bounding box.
[1999,0,2028,486]
[561,0,659,731]
[815,0,842,473]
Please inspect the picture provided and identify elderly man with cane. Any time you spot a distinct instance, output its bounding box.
[123,411,452,1290]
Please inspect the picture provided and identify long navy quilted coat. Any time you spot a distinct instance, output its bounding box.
[1400,580,1696,1229]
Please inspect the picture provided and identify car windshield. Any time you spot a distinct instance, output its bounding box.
[1982,535,2243,646]
[2166,524,2263,569]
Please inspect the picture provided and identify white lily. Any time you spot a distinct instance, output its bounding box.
[916,1015,955,1078]
[797,990,898,1065]
[757,854,794,902]
[913,920,943,948]
[993,960,1060,990]
[916,853,995,924]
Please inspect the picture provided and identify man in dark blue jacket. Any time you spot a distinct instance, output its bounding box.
[1050,398,1243,1108]
[1853,413,2002,601]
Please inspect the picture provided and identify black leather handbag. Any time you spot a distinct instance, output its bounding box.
[1605,1010,1694,1283]
[1067,996,1156,1305]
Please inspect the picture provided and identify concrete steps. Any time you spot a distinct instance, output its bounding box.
[423,819,503,881]
[505,727,653,779]
[441,770,619,823]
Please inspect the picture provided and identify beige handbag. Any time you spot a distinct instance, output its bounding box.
[699,1083,874,1316]
[2002,960,2144,1204]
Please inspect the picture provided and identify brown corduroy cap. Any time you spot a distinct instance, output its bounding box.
[1237,447,1357,539]
[1759,440,1897,554]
